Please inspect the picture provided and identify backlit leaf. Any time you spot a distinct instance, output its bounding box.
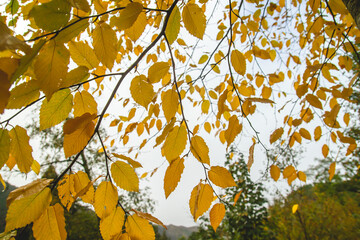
[68,0,91,12]
[162,125,187,162]
[5,187,51,232]
[283,165,296,179]
[126,214,155,240]
[329,162,336,181]
[112,153,143,168]
[73,90,98,117]
[69,41,99,70]
[299,128,311,140]
[34,40,70,99]
[190,135,210,165]
[130,75,155,108]
[298,171,306,182]
[270,128,284,144]
[57,174,76,211]
[60,66,90,88]
[270,165,280,181]
[56,19,89,43]
[9,126,34,173]
[292,204,298,214]
[225,115,242,147]
[164,158,184,198]
[72,171,94,204]
[210,203,225,232]
[165,6,181,44]
[6,80,40,109]
[148,62,170,83]
[100,207,125,240]
[29,0,71,31]
[314,126,322,141]
[114,2,143,30]
[32,203,67,240]
[306,94,323,109]
[111,161,139,192]
[208,166,237,188]
[125,12,147,42]
[231,50,246,76]
[248,143,255,172]
[189,183,214,221]
[182,3,206,39]
[93,22,117,69]
[94,181,118,219]
[0,129,10,170]
[63,113,96,158]
[40,89,73,130]
[322,144,329,158]
[161,89,179,122]
[132,209,167,229]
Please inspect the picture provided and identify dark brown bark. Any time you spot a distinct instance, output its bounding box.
[342,0,360,29]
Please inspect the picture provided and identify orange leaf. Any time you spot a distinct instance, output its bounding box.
[270,165,280,181]
[164,158,185,198]
[210,203,226,232]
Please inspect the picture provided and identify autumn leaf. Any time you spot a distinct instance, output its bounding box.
[126,214,155,240]
[162,125,187,162]
[231,50,246,75]
[111,161,139,192]
[9,126,34,173]
[72,171,94,204]
[165,6,181,44]
[148,62,170,83]
[283,165,296,178]
[130,75,155,109]
[94,181,118,219]
[189,183,214,221]
[306,94,323,109]
[182,3,206,39]
[57,174,76,211]
[40,89,73,130]
[63,113,96,158]
[56,19,89,43]
[0,129,10,170]
[68,41,99,70]
[329,162,336,181]
[113,2,143,30]
[6,80,40,109]
[224,115,242,147]
[100,207,125,240]
[125,12,147,42]
[32,203,67,240]
[112,153,143,168]
[73,90,98,117]
[269,128,284,144]
[132,209,167,229]
[208,166,237,188]
[248,143,255,172]
[5,187,52,232]
[210,203,226,232]
[190,135,210,165]
[270,165,280,181]
[164,158,184,198]
[93,22,118,69]
[292,204,299,214]
[298,171,307,182]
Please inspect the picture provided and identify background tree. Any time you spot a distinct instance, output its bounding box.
[0,0,360,239]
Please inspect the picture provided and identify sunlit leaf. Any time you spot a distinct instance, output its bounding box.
[69,41,99,70]
[148,62,170,83]
[94,181,118,219]
[270,165,280,181]
[93,22,117,69]
[111,161,139,192]
[190,135,210,165]
[165,6,181,44]
[208,166,237,188]
[164,158,184,198]
[6,80,40,109]
[9,126,34,173]
[231,50,246,76]
[114,2,143,30]
[126,214,155,240]
[73,90,98,117]
[189,183,214,221]
[162,125,188,162]
[292,204,298,214]
[182,3,206,39]
[210,203,225,232]
[130,75,155,108]
[100,207,125,240]
[57,174,76,211]
[125,12,147,42]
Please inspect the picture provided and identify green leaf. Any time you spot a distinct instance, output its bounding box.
[40,89,73,130]
[6,0,19,15]
[29,0,71,31]
[165,6,181,44]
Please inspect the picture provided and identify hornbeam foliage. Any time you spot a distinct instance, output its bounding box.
[0,0,360,238]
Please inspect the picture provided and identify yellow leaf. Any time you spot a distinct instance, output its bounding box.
[231,50,246,75]
[190,135,210,165]
[306,94,323,109]
[322,144,329,158]
[0,69,11,114]
[56,19,89,43]
[7,178,52,207]
[0,129,10,170]
[343,113,350,126]
[189,183,214,221]
[182,3,206,39]
[6,80,40,109]
[93,22,117,69]
[126,214,155,240]
[57,174,76,211]
[198,55,209,64]
[208,166,237,188]
[270,127,284,144]
[34,40,70,99]
[9,126,34,173]
[114,2,143,30]
[111,161,139,192]
[0,22,30,54]
[40,89,73,130]
[161,89,178,122]
[63,113,96,158]
[164,158,184,198]
[125,12,147,42]
[73,171,94,204]
[283,165,296,179]
[32,203,67,240]
[148,62,170,83]
[270,165,280,181]
[297,171,306,182]
[233,190,242,206]
[292,204,298,214]
[201,100,210,114]
[328,0,348,14]
[248,143,255,172]
[73,90,98,117]
[165,6,180,44]
[100,207,125,240]
[132,209,167,229]
[29,0,71,31]
[112,153,143,168]
[162,125,187,162]
[94,181,118,219]
[68,41,99,70]
[5,187,51,232]
[246,97,274,104]
[225,115,242,147]
[314,126,322,141]
[68,0,91,12]
[210,203,226,232]
[329,162,336,181]
[130,75,155,108]
[299,128,311,140]
[60,66,89,88]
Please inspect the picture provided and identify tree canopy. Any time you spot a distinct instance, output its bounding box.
[1,0,360,239]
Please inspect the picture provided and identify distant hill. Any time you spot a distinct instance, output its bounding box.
[158,224,198,240]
